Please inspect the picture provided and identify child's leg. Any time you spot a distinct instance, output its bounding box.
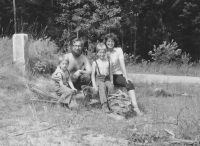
[96,80,107,104]
[57,86,74,103]
[104,81,114,96]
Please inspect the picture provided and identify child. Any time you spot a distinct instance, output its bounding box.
[52,57,77,105]
[91,43,113,113]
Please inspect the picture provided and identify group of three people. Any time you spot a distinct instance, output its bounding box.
[52,33,143,116]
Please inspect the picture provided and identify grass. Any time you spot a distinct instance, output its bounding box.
[126,62,200,77]
[1,64,200,145]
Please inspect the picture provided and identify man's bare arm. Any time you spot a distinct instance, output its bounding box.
[63,53,70,62]
[80,56,92,74]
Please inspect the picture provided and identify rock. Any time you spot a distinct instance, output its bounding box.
[154,88,172,97]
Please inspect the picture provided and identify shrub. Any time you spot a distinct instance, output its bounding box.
[124,53,140,65]
[148,40,191,65]
[28,37,59,75]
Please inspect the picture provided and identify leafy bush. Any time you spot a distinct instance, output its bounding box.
[28,37,59,75]
[124,53,140,66]
[148,40,191,65]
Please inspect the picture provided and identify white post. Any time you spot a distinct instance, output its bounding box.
[13,33,29,75]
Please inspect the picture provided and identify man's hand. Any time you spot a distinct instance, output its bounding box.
[72,88,78,94]
[73,70,82,79]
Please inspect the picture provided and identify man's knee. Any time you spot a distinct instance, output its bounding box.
[80,73,91,83]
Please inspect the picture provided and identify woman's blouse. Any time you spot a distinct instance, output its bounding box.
[109,47,124,75]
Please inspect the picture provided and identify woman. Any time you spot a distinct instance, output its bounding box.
[104,33,143,116]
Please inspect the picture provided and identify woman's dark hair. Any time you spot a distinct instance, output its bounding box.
[104,33,119,47]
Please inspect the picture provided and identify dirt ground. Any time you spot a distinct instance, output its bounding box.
[0,88,133,146]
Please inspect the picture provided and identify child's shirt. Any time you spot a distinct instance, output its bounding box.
[94,59,111,82]
[52,66,70,91]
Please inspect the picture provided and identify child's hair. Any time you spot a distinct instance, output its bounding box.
[58,56,69,65]
[96,43,107,53]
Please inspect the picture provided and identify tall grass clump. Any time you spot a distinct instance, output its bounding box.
[0,36,59,76]
[0,37,13,66]
[0,66,27,91]
[28,37,59,76]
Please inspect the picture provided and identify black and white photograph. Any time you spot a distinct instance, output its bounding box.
[1,0,200,145]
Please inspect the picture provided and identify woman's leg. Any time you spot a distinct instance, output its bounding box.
[113,75,143,116]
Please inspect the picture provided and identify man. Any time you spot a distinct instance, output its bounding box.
[53,38,92,90]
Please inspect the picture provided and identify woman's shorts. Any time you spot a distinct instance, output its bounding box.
[113,74,135,91]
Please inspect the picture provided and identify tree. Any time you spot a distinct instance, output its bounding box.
[56,0,121,51]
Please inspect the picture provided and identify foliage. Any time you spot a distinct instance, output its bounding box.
[124,53,139,66]
[28,37,59,75]
[56,0,121,52]
[1,0,200,60]
[148,40,191,64]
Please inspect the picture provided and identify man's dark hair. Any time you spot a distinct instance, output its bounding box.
[72,38,84,46]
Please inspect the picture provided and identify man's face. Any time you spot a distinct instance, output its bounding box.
[72,41,82,57]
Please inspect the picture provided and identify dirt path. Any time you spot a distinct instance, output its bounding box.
[129,73,200,84]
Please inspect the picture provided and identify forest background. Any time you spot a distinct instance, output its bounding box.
[1,0,200,61]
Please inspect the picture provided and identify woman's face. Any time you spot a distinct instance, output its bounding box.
[106,38,115,49]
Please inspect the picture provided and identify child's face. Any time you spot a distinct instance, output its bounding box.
[97,49,106,60]
[60,60,68,71]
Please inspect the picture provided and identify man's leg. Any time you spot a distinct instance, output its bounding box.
[72,73,91,90]
[79,73,91,86]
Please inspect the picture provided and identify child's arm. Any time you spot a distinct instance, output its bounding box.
[91,62,98,91]
[68,76,77,92]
